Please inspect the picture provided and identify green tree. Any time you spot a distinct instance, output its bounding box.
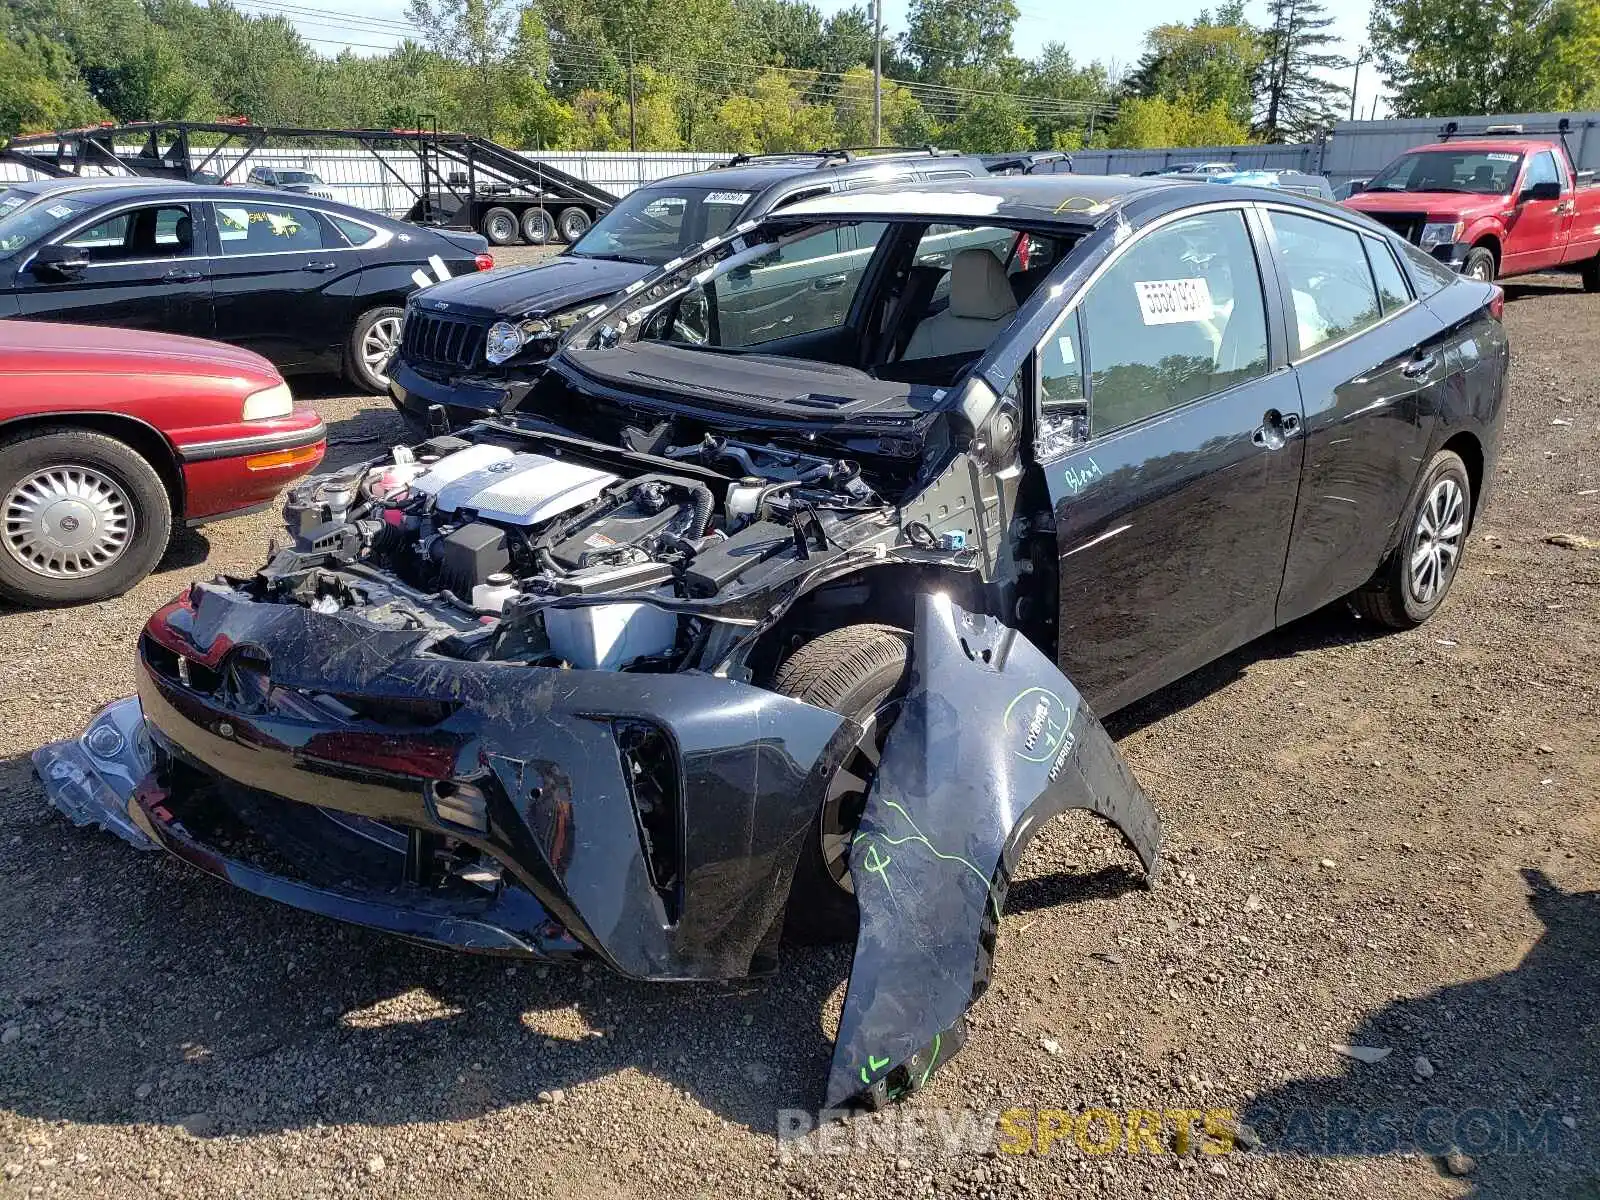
[1108,94,1252,147]
[1123,6,1262,130]
[708,69,835,152]
[406,0,521,137]
[0,31,101,134]
[1023,43,1115,149]
[1257,0,1349,141]
[1370,0,1600,115]
[830,65,932,146]
[943,91,1033,152]
[902,0,1019,80]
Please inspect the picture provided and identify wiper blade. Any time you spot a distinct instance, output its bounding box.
[578,251,658,265]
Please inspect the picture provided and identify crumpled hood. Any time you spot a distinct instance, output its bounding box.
[410,255,654,320]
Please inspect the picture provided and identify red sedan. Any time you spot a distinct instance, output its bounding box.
[0,321,326,606]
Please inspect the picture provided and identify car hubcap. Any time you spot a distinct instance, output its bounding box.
[1469,260,1491,281]
[3,465,133,579]
[1410,477,1465,604]
[362,315,403,382]
[821,700,899,894]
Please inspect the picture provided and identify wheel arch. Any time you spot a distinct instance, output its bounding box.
[0,412,186,517]
[741,562,988,686]
[1439,429,1484,525]
[1470,233,1501,271]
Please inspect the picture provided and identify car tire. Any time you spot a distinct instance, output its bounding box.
[480,206,520,246]
[1581,254,1599,293]
[557,206,592,244]
[771,623,911,943]
[0,427,172,608]
[521,207,555,245]
[345,305,405,394]
[1351,448,1472,629]
[1462,246,1496,282]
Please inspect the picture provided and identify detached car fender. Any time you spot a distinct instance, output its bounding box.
[827,593,1161,1110]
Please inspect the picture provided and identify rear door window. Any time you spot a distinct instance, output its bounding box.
[213,201,330,253]
[1267,211,1382,357]
[1364,236,1412,314]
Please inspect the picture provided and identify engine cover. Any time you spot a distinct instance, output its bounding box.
[411,446,617,526]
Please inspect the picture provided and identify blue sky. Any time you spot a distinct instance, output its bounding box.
[265,0,1386,117]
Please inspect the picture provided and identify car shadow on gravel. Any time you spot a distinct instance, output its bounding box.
[1239,870,1600,1196]
[1105,603,1389,740]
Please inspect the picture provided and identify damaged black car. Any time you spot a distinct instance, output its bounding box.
[36,175,1506,1111]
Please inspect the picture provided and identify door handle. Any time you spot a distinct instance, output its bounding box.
[1251,409,1300,451]
[1401,353,1438,379]
[304,260,338,272]
[813,273,849,290]
[163,268,203,283]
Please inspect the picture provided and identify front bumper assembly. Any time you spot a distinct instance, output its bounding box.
[35,585,1160,1107]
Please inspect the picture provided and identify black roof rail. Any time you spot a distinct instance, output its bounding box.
[720,144,951,169]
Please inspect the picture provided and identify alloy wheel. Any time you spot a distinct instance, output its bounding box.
[1409,476,1465,604]
[820,699,900,893]
[3,464,134,579]
[362,315,404,383]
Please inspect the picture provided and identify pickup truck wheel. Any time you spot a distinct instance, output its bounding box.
[0,428,171,607]
[521,207,555,245]
[1351,448,1471,629]
[480,206,520,246]
[1581,254,1600,293]
[345,305,405,394]
[772,624,910,943]
[557,206,592,243]
[1463,246,1496,282]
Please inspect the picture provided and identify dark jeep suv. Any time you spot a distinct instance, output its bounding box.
[386,147,998,433]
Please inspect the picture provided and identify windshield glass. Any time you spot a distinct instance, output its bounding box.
[569,185,756,265]
[277,171,322,185]
[1365,149,1523,194]
[0,193,93,256]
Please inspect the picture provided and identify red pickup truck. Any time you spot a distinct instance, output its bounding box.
[1343,133,1600,288]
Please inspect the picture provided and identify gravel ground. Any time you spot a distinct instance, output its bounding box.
[0,268,1596,1200]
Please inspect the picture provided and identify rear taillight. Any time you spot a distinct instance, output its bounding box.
[1488,286,1504,321]
[474,252,494,271]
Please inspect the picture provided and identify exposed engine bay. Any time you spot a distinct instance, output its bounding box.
[261,429,911,672]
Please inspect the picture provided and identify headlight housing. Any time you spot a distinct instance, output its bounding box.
[484,308,592,365]
[242,381,293,421]
[1419,221,1463,249]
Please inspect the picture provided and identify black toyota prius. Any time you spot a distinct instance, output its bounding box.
[0,177,492,392]
[38,174,1506,1114]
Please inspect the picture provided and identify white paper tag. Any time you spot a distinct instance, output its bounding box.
[1057,334,1076,364]
[1486,152,1519,162]
[704,191,751,205]
[46,204,74,219]
[1134,278,1213,325]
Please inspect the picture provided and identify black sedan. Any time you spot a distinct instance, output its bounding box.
[38,175,1505,1113]
[0,178,492,392]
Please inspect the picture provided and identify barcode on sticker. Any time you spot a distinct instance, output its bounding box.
[1134,278,1213,325]
[1486,153,1519,162]
[705,191,751,205]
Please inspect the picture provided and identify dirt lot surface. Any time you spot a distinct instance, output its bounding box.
[0,268,1596,1200]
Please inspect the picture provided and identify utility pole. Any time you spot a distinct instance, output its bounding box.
[872,0,883,145]
[627,36,638,152]
[1349,47,1368,121]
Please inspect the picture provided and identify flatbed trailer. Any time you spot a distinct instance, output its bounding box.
[0,119,616,246]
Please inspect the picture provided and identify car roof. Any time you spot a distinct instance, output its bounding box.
[645,152,992,196]
[1408,139,1547,154]
[4,175,174,198]
[772,173,1185,229]
[3,176,386,219]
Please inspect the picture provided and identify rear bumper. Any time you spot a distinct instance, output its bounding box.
[178,414,327,521]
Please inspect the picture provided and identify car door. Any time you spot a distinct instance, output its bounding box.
[10,200,213,338]
[1033,205,1304,714]
[205,198,361,370]
[1262,209,1445,624]
[1503,150,1566,274]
